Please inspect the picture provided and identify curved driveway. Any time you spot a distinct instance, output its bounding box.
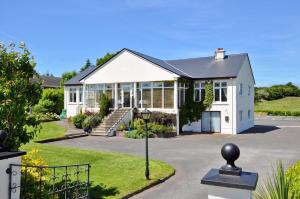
[50,117,300,199]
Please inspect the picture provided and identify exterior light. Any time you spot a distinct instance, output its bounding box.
[141,108,151,121]
[141,108,152,180]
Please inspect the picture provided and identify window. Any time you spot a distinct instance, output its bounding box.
[153,82,163,108]
[248,110,251,119]
[79,88,83,103]
[194,82,206,102]
[69,88,77,103]
[239,83,243,95]
[178,83,187,107]
[214,82,227,102]
[141,82,151,108]
[164,81,174,108]
[248,86,251,96]
[239,110,243,121]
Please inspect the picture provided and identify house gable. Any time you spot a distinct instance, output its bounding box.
[81,50,179,84]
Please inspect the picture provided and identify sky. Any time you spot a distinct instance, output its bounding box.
[1,0,300,86]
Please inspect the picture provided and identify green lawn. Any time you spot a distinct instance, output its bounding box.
[21,122,174,199]
[255,97,300,112]
[33,121,67,141]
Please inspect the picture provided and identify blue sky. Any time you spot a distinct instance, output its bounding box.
[1,0,299,86]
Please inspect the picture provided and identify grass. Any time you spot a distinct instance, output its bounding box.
[21,122,174,198]
[255,97,300,112]
[32,121,67,141]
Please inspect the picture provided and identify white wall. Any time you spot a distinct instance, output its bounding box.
[207,186,252,199]
[64,85,83,117]
[0,156,22,199]
[81,50,179,84]
[236,57,255,133]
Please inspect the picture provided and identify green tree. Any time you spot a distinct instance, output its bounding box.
[60,71,77,86]
[0,42,42,150]
[99,94,110,118]
[33,89,64,114]
[96,53,115,66]
[80,59,92,72]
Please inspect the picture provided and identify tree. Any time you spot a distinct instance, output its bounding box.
[96,53,115,66]
[60,71,77,86]
[33,89,64,114]
[80,59,92,72]
[0,42,42,150]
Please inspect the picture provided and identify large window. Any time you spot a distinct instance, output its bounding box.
[194,82,206,102]
[214,82,227,102]
[137,81,174,109]
[69,88,77,103]
[85,84,113,108]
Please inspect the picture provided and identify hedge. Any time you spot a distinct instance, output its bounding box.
[255,110,300,116]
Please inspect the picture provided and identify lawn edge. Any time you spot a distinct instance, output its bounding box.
[121,169,176,199]
[35,133,88,143]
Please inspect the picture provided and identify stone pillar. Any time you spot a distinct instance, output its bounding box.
[201,143,258,199]
[114,83,118,110]
[0,151,26,199]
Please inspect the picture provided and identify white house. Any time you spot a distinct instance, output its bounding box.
[64,48,255,135]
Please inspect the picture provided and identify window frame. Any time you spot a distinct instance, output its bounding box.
[194,81,206,102]
[239,110,243,122]
[69,88,77,103]
[214,81,228,102]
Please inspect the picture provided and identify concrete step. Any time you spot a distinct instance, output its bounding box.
[91,132,107,136]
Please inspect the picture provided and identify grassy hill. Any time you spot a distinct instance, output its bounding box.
[255,97,300,115]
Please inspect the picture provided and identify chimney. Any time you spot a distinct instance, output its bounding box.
[215,48,225,60]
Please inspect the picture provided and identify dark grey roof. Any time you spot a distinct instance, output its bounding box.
[32,75,61,88]
[67,48,249,85]
[166,53,248,79]
[64,66,96,85]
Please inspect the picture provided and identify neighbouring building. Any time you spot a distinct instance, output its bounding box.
[64,48,255,135]
[33,75,61,89]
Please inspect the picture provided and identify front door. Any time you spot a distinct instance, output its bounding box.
[121,84,132,108]
[202,111,221,132]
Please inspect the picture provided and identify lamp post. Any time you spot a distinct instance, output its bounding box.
[141,108,152,180]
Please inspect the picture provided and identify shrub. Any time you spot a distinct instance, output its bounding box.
[255,161,291,199]
[82,114,102,128]
[33,89,64,114]
[33,112,60,122]
[72,113,87,129]
[99,94,111,118]
[255,110,300,117]
[148,123,172,134]
[266,82,300,100]
[21,148,49,180]
[286,160,300,198]
[149,112,176,126]
[133,118,145,130]
[118,123,127,131]
[125,129,153,139]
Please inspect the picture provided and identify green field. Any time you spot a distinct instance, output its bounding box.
[255,97,300,112]
[21,122,174,199]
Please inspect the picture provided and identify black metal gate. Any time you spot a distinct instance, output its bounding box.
[8,163,90,199]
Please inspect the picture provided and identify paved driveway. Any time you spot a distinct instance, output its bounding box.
[50,117,300,199]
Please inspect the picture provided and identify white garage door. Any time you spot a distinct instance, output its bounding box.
[201,111,221,133]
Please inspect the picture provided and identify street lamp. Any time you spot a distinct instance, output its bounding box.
[141,108,152,180]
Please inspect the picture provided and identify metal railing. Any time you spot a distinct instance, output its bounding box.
[8,163,90,199]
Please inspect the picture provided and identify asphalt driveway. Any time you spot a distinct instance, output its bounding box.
[50,116,300,199]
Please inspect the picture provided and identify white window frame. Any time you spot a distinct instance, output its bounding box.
[69,88,77,103]
[214,81,227,102]
[194,81,206,102]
